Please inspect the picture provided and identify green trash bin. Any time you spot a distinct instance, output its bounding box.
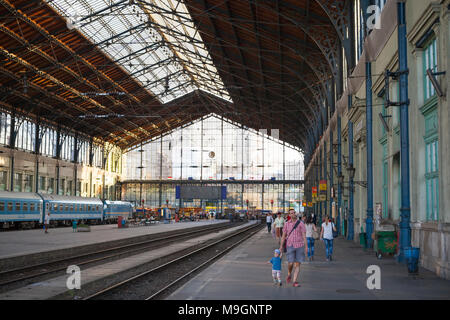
[359,232,366,247]
[375,231,397,259]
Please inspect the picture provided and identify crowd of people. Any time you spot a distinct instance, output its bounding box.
[267,209,337,287]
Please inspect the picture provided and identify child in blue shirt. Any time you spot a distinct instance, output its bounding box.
[268,249,282,286]
[72,220,77,232]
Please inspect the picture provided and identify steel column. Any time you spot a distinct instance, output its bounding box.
[34,117,40,193]
[397,1,412,263]
[366,62,374,248]
[324,141,327,218]
[348,119,354,241]
[329,130,334,226]
[337,115,342,235]
[56,127,61,195]
[159,135,163,208]
[221,117,224,214]
[139,143,143,206]
[73,134,78,196]
[319,149,322,223]
[9,110,15,192]
[283,143,286,213]
[179,131,183,209]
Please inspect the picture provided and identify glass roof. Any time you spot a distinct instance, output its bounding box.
[46,0,232,104]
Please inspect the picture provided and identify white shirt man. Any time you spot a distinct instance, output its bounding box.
[266,214,273,233]
[44,213,51,234]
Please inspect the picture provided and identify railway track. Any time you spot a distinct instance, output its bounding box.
[84,222,263,300]
[0,222,242,289]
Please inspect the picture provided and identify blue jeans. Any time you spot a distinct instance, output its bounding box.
[307,237,315,257]
[323,239,333,258]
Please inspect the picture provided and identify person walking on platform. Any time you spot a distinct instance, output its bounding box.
[279,209,307,287]
[273,212,285,244]
[305,216,317,261]
[266,213,273,233]
[44,212,51,234]
[268,249,283,286]
[72,220,78,232]
[320,216,337,261]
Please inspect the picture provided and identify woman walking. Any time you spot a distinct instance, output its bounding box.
[273,212,285,244]
[305,215,317,261]
[320,216,337,261]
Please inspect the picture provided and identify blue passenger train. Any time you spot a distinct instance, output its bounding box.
[0,191,132,229]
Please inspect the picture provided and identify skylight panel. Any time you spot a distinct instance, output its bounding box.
[46,0,231,104]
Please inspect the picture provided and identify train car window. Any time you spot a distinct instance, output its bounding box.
[54,204,58,211]
[8,202,13,211]
[0,202,4,211]
[39,203,42,211]
[96,205,100,211]
[23,203,28,211]
[59,204,63,211]
[65,204,69,211]
[70,205,73,212]
[30,203,35,211]
[45,203,49,211]
[16,203,21,211]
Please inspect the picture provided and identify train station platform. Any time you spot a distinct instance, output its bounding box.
[0,221,258,300]
[168,228,450,300]
[0,220,227,260]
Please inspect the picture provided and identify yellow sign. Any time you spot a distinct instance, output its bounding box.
[319,180,327,191]
[308,202,313,207]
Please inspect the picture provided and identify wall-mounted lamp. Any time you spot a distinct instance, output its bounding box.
[426,68,446,97]
[378,113,391,132]
[346,164,367,188]
[338,173,345,185]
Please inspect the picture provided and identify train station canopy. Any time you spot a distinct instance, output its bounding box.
[0,0,344,151]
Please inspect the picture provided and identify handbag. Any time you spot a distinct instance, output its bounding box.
[282,220,301,253]
[312,228,319,240]
[332,223,338,238]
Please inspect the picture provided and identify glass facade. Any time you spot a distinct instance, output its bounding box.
[123,115,303,181]
[122,182,303,212]
[122,114,304,211]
